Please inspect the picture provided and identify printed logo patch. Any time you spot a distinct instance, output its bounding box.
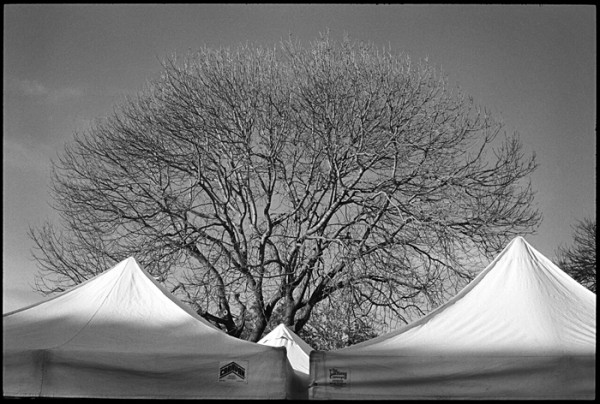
[328,367,350,387]
[218,360,248,383]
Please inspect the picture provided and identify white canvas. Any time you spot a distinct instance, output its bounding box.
[259,323,314,399]
[309,237,596,399]
[3,257,296,399]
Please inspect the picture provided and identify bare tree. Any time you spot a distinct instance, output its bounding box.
[556,218,596,293]
[29,34,541,342]
[296,295,380,351]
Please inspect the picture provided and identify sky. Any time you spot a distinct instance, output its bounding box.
[3,4,596,313]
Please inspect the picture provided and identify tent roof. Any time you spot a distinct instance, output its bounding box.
[343,236,596,355]
[258,323,313,374]
[3,257,295,399]
[4,257,271,355]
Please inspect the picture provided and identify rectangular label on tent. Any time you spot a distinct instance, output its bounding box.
[218,360,249,383]
[328,367,350,388]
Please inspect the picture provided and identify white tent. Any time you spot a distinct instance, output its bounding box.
[3,257,296,399]
[309,236,596,399]
[259,323,314,399]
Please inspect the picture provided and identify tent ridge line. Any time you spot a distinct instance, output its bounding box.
[51,261,131,350]
[340,237,521,351]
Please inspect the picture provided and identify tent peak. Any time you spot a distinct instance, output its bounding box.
[340,235,595,354]
[508,235,528,248]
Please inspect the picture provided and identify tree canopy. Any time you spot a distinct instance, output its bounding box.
[30,34,541,342]
[556,217,596,293]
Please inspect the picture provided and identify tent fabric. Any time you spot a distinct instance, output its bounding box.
[259,323,314,399]
[259,323,313,376]
[3,257,295,399]
[309,236,596,399]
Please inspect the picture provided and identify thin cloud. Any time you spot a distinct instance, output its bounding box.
[8,77,84,102]
[15,78,48,96]
[49,87,85,102]
[2,136,54,173]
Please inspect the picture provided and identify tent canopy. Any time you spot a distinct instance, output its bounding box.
[259,323,313,375]
[3,257,295,399]
[259,323,314,399]
[309,237,596,399]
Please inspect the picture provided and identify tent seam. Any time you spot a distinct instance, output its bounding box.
[48,262,129,350]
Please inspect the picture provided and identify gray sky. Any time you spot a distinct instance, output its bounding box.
[3,4,596,313]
